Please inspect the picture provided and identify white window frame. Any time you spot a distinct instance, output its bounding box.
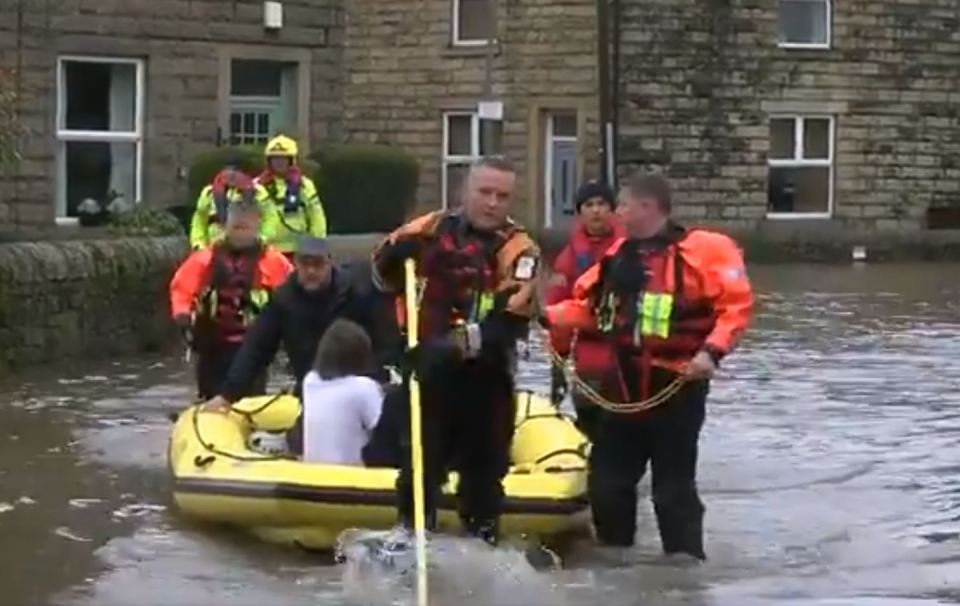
[452,0,493,47]
[777,0,831,50]
[767,114,835,220]
[55,55,145,224]
[544,113,578,228]
[441,111,503,209]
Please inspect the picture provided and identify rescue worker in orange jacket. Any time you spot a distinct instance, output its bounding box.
[545,180,625,440]
[542,172,752,560]
[170,201,293,400]
[370,157,540,545]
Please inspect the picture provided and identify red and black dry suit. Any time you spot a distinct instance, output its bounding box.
[169,241,292,399]
[545,222,752,559]
[371,210,540,543]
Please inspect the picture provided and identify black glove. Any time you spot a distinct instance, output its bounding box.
[379,237,422,269]
[173,313,194,348]
[478,285,526,348]
[604,241,648,293]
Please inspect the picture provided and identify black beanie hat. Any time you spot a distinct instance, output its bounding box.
[575,180,616,213]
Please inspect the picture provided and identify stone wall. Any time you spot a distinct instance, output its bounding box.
[616,0,960,232]
[342,0,601,228]
[0,0,343,226]
[0,236,188,372]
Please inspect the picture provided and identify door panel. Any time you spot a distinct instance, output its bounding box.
[550,139,577,230]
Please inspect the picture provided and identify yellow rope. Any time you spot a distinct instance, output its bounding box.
[538,326,687,414]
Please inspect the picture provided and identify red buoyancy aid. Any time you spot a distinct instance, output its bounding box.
[210,170,256,225]
[199,244,263,344]
[411,214,514,340]
[594,226,715,400]
[548,220,624,373]
[258,167,304,214]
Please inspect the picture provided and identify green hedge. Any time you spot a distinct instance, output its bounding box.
[310,144,419,234]
[186,143,419,234]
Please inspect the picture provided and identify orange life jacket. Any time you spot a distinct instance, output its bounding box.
[592,226,716,400]
[394,213,515,339]
[196,244,265,344]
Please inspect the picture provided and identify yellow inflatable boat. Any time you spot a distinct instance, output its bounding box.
[167,390,590,550]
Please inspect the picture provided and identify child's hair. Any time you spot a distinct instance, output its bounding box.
[313,319,374,380]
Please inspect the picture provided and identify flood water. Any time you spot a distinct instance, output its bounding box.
[2,263,960,606]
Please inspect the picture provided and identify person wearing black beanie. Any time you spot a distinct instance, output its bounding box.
[545,179,624,440]
[574,180,616,214]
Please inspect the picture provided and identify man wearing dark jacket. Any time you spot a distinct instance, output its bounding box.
[202,236,397,450]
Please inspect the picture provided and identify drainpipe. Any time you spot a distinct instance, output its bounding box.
[481,0,498,154]
[611,0,621,185]
[597,0,612,185]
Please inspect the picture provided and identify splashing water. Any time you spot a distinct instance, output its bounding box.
[335,528,570,606]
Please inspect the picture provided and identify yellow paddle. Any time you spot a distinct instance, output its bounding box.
[403,258,429,606]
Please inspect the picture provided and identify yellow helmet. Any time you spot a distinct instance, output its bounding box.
[265,135,299,159]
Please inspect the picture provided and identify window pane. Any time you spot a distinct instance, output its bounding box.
[447,115,473,156]
[457,0,493,42]
[479,119,503,156]
[769,118,795,159]
[768,166,830,214]
[231,59,284,97]
[445,164,470,208]
[779,0,828,45]
[63,140,137,217]
[803,118,830,159]
[63,61,137,132]
[552,114,577,138]
[257,112,270,136]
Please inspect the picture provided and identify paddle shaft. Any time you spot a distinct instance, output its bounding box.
[403,258,429,606]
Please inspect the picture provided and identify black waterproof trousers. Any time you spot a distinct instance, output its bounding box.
[587,369,709,560]
[195,341,267,402]
[395,357,516,543]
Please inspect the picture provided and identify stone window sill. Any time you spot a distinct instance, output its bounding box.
[442,42,502,59]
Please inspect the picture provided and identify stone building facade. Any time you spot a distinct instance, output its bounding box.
[342,0,601,229]
[0,0,343,227]
[4,0,960,235]
[615,0,960,233]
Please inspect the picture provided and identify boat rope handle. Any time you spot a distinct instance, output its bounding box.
[229,389,290,421]
[191,401,296,464]
[533,447,588,466]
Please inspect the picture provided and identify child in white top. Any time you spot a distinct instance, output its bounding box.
[301,319,384,465]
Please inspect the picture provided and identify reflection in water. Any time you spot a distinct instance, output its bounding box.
[0,263,959,605]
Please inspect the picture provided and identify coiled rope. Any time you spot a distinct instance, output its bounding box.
[538,327,687,414]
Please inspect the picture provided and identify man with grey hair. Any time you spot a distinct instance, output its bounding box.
[170,201,293,400]
[370,157,541,545]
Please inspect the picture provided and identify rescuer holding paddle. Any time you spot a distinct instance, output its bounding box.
[370,157,540,546]
[542,172,753,560]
